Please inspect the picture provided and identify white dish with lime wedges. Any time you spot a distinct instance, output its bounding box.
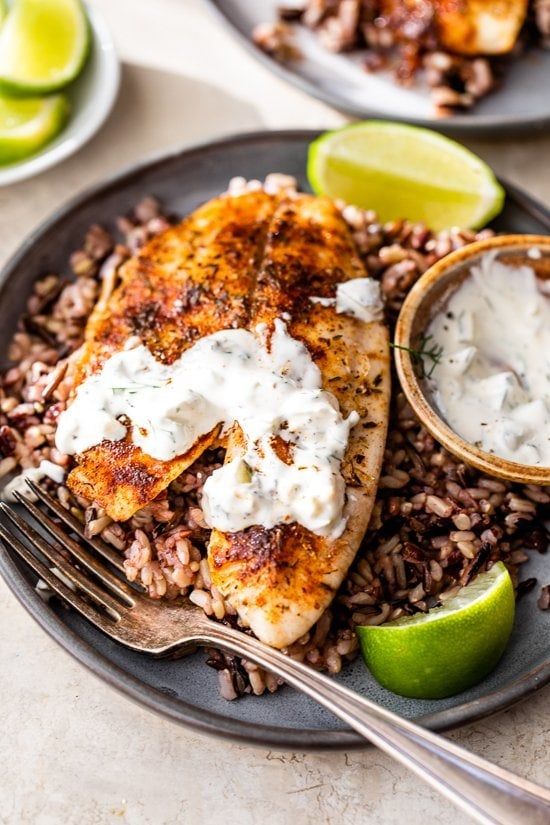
[0,0,119,186]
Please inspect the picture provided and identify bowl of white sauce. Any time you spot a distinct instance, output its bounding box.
[394,234,550,485]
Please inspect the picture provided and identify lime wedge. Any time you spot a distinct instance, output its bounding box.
[308,122,505,231]
[0,93,69,164]
[0,0,90,95]
[357,562,515,698]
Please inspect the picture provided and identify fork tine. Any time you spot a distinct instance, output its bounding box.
[25,480,128,574]
[0,521,116,633]
[1,503,126,617]
[11,493,135,606]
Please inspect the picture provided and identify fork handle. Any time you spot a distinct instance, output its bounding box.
[199,623,550,825]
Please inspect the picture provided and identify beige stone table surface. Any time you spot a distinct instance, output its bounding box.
[0,1,549,823]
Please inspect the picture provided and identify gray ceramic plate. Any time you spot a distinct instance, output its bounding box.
[0,131,549,750]
[207,0,550,136]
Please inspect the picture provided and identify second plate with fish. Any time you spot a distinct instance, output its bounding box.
[207,0,550,135]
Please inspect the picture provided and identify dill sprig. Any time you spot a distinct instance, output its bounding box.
[390,334,444,379]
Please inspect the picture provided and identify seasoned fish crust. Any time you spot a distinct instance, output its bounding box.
[67,191,278,521]
[436,0,528,55]
[66,189,390,649]
[381,0,528,55]
[208,195,390,648]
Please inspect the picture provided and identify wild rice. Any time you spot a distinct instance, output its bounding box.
[1,180,548,699]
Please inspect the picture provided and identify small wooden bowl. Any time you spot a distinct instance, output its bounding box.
[394,234,550,486]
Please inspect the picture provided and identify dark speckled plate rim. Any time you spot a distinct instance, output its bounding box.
[0,130,549,751]
[205,1,550,138]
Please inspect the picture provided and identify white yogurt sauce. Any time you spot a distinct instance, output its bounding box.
[310,278,384,323]
[2,459,65,502]
[427,252,550,466]
[56,321,359,537]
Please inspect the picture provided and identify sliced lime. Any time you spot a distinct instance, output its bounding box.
[0,0,90,95]
[308,121,505,231]
[0,93,69,164]
[357,562,515,698]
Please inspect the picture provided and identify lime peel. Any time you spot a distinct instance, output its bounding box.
[0,93,69,164]
[307,121,505,231]
[0,0,90,95]
[357,562,515,699]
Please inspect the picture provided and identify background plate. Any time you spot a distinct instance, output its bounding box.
[207,0,550,136]
[0,130,549,749]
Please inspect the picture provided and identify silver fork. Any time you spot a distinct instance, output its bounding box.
[1,481,549,825]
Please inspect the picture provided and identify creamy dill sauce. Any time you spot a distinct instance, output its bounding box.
[310,277,384,323]
[56,321,359,537]
[427,252,550,466]
[3,460,65,502]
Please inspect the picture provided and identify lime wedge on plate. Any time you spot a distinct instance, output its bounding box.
[0,94,69,164]
[357,562,515,698]
[0,0,90,95]
[308,121,505,231]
